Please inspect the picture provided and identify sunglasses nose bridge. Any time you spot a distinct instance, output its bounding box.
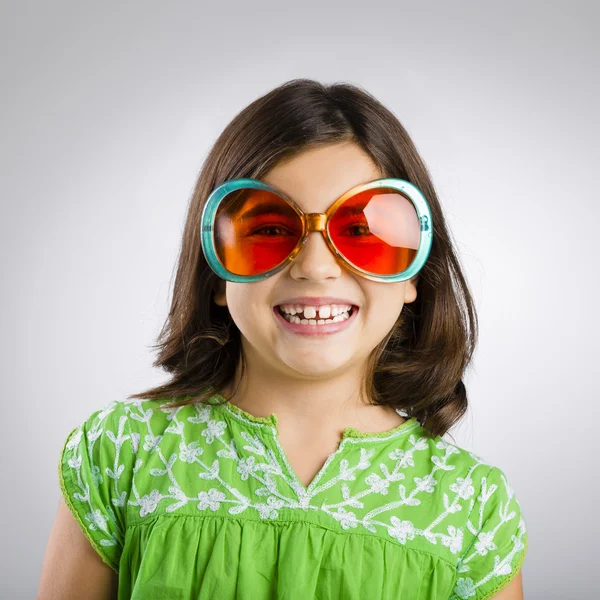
[305,213,327,232]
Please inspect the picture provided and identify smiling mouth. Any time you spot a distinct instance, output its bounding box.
[275,305,358,325]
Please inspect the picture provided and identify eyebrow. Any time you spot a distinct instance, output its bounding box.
[236,203,292,221]
[236,200,364,221]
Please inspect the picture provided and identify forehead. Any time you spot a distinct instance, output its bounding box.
[261,142,383,212]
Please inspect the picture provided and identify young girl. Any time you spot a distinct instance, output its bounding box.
[43,79,528,599]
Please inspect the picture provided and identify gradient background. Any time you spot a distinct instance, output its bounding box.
[1,1,597,598]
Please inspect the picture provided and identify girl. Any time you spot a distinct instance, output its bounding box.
[41,79,528,599]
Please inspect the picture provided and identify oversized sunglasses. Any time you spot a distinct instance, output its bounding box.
[201,177,433,283]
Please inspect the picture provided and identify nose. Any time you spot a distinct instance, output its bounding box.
[288,230,342,281]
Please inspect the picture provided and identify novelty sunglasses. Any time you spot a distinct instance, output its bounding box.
[201,177,433,283]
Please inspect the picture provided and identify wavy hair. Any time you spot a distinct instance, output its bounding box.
[127,78,478,439]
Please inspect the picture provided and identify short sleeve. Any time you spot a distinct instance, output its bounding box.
[451,465,529,600]
[58,400,136,573]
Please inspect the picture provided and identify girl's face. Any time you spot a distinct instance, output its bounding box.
[214,141,418,384]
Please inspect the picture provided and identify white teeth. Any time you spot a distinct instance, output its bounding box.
[278,303,353,319]
[285,313,350,325]
[304,306,317,319]
[278,308,353,325]
[318,306,331,319]
[277,303,356,326]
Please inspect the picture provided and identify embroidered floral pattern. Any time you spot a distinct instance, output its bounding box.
[59,397,528,597]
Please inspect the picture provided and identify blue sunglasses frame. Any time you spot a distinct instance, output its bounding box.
[201,177,433,283]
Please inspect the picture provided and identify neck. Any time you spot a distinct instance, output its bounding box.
[220,358,404,436]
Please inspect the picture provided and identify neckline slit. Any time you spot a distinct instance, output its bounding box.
[206,393,420,494]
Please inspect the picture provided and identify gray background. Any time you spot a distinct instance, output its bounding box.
[1,1,597,598]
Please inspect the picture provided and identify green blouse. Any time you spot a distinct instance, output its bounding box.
[58,394,528,599]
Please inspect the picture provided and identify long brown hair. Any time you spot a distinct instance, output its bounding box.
[127,78,478,440]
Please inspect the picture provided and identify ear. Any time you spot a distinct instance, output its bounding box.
[404,275,419,304]
[213,278,227,307]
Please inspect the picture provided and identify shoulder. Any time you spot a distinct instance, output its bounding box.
[59,397,181,493]
[407,433,529,600]
[393,426,528,537]
[398,425,498,484]
[419,432,526,513]
[407,428,527,524]
[58,399,146,572]
[61,399,132,458]
[120,398,214,447]
[66,397,199,436]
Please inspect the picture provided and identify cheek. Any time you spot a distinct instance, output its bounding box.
[228,303,254,326]
[227,279,280,328]
[364,283,406,313]
[362,287,407,332]
[226,284,263,319]
[369,302,404,331]
[226,294,271,339]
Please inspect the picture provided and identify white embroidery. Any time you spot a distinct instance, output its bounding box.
[62,398,528,596]
[61,401,130,552]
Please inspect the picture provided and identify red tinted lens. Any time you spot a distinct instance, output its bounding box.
[214,188,302,276]
[328,188,420,275]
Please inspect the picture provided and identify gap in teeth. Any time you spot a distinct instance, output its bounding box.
[278,304,354,325]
